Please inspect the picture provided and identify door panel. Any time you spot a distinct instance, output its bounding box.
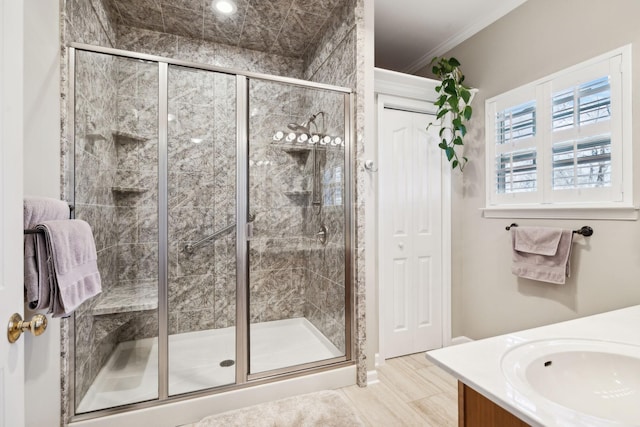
[417,256,432,326]
[247,79,348,376]
[72,52,160,412]
[391,127,410,235]
[416,126,432,234]
[0,1,25,424]
[392,259,409,331]
[167,65,237,395]
[380,108,443,359]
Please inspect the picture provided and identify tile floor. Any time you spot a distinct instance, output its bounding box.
[339,352,458,426]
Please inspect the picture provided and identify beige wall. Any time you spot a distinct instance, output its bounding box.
[416,0,640,339]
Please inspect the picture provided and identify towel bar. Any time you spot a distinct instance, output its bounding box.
[505,223,594,236]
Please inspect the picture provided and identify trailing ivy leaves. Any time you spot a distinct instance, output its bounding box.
[427,56,473,171]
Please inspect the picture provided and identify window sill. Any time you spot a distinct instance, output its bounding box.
[481,204,639,220]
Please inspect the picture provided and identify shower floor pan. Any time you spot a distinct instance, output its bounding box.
[76,317,342,413]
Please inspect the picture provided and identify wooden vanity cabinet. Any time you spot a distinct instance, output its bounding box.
[458,382,530,427]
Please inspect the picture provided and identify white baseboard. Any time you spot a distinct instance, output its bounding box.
[450,336,473,345]
[367,370,379,385]
[365,353,382,385]
[374,352,383,367]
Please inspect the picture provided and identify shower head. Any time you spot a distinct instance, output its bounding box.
[287,112,326,134]
[287,122,310,133]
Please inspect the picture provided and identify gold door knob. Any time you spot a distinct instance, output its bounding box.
[7,313,47,343]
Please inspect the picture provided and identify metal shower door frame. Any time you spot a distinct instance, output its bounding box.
[242,76,354,382]
[67,43,355,421]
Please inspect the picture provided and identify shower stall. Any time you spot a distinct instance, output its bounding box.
[68,43,353,418]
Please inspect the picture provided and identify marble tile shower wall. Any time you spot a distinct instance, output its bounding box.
[64,0,121,408]
[110,57,160,341]
[248,80,314,324]
[248,78,349,350]
[114,25,308,334]
[303,0,356,82]
[167,67,237,333]
[73,51,120,408]
[299,0,357,353]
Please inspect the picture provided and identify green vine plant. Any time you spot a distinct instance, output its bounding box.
[428,57,473,171]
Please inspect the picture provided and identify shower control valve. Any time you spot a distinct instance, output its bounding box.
[316,225,328,245]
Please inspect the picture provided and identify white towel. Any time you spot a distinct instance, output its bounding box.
[35,219,102,317]
[23,197,70,309]
[511,227,573,284]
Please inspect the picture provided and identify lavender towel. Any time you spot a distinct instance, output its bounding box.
[24,197,70,309]
[35,219,102,317]
[511,227,573,285]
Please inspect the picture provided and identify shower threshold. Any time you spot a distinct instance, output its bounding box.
[76,317,342,413]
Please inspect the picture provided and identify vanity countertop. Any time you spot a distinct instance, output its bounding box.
[426,304,640,427]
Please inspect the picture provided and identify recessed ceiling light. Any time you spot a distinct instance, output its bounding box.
[212,0,237,15]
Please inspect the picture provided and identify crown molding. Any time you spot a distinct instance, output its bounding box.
[403,0,528,74]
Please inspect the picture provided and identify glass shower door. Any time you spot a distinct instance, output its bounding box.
[73,51,160,413]
[247,79,348,376]
[166,65,237,395]
[70,45,353,417]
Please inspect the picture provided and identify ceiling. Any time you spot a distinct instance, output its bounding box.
[375,0,528,73]
[104,0,344,59]
[105,0,527,70]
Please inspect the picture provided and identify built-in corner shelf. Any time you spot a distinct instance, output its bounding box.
[113,131,148,142]
[283,190,312,205]
[84,132,108,141]
[271,143,312,157]
[271,144,312,167]
[92,284,158,316]
[111,186,148,194]
[281,145,313,154]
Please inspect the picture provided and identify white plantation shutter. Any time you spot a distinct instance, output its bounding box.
[487,87,542,205]
[545,56,622,203]
[496,149,537,193]
[494,101,537,195]
[486,46,630,210]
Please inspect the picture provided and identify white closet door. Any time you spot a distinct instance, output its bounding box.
[380,108,443,359]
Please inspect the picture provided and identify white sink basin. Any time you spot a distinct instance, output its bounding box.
[501,338,640,426]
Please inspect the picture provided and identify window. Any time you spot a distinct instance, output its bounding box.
[485,45,632,217]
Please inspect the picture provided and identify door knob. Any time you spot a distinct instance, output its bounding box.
[398,242,404,249]
[7,313,47,343]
